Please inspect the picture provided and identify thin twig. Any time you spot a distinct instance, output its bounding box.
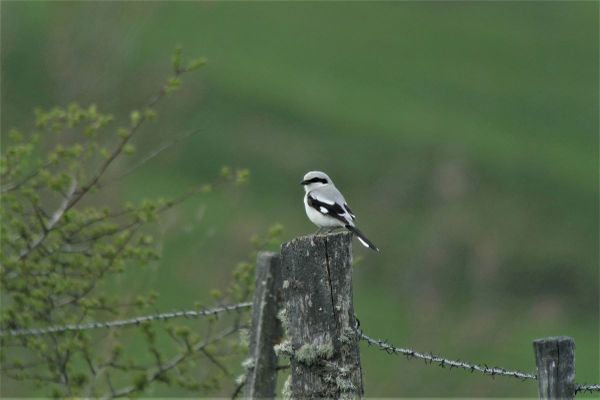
[0,161,52,194]
[0,361,46,372]
[107,326,239,399]
[200,347,232,377]
[18,177,77,260]
[56,225,140,307]
[99,127,204,187]
[231,380,245,400]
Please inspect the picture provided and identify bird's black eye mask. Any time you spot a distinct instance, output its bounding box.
[301,177,328,185]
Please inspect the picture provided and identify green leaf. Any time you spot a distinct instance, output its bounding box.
[144,108,157,120]
[123,144,136,155]
[172,46,183,72]
[186,57,207,71]
[130,110,141,127]
[164,77,182,95]
[117,127,130,139]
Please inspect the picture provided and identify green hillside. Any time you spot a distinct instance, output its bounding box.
[2,1,597,397]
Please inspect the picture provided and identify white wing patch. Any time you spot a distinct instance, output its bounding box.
[356,236,369,248]
[319,206,329,214]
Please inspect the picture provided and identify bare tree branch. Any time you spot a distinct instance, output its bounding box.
[0,161,52,194]
[63,67,187,211]
[107,326,239,399]
[18,177,77,261]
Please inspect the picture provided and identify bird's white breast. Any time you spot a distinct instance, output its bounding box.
[303,193,343,228]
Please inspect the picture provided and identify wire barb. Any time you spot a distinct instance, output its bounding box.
[0,302,252,338]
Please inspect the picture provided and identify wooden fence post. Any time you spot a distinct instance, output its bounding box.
[533,336,575,400]
[281,232,363,399]
[244,251,283,399]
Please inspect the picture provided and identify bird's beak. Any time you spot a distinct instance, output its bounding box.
[300,180,307,186]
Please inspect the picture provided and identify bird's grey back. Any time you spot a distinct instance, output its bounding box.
[310,183,347,204]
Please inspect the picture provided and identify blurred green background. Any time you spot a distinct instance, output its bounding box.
[2,1,598,397]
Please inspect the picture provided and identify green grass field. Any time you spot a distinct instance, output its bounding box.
[2,1,598,397]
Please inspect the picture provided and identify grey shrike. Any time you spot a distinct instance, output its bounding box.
[301,171,379,252]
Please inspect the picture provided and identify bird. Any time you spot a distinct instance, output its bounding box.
[301,170,379,252]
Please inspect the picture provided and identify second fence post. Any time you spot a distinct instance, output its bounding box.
[533,336,576,400]
[281,231,364,399]
[244,251,283,399]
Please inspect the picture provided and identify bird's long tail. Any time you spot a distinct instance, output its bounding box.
[345,224,379,252]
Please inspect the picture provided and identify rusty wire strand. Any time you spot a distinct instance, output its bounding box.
[0,302,252,338]
[360,332,536,381]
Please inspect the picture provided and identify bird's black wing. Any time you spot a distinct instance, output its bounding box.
[307,193,349,224]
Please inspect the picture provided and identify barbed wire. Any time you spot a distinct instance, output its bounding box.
[0,302,252,338]
[576,384,600,394]
[360,332,537,381]
[361,331,600,395]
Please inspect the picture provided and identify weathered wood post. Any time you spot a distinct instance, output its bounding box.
[533,336,576,400]
[281,232,363,399]
[244,252,283,399]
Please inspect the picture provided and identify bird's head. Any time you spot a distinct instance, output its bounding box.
[301,171,332,192]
